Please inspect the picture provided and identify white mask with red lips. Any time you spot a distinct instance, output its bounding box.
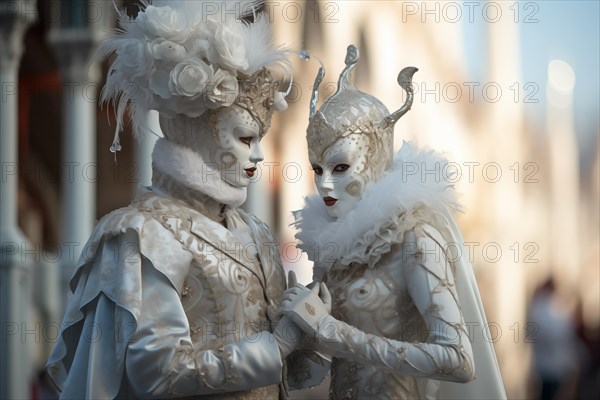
[310,134,370,218]
[205,105,265,188]
[154,105,266,207]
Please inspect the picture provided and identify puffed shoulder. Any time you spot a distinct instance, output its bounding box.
[67,205,192,325]
[414,223,450,249]
[47,202,196,394]
[401,223,454,278]
[47,198,197,392]
[79,207,192,286]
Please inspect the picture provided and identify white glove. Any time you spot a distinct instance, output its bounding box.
[279,280,332,336]
[273,315,302,357]
[273,271,303,357]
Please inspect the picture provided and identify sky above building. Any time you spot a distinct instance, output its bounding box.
[462,0,599,153]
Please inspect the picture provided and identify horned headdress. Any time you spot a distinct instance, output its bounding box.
[303,44,417,180]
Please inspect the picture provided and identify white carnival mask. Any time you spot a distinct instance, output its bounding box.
[207,106,264,188]
[310,134,370,218]
[159,105,264,189]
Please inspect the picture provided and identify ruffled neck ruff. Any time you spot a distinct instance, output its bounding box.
[151,138,247,211]
[293,141,461,269]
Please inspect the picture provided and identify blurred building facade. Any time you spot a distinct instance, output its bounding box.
[1,1,598,399]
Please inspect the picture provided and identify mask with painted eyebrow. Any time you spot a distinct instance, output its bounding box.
[158,106,264,189]
[206,106,263,188]
[311,134,370,218]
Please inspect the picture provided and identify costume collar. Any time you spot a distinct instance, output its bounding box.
[151,167,226,222]
[151,138,247,212]
[293,141,461,269]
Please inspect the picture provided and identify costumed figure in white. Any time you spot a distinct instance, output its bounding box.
[281,45,507,399]
[46,1,327,398]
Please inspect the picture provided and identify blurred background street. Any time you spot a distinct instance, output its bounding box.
[1,1,598,399]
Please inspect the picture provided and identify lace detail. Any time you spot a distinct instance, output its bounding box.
[286,352,313,385]
[329,358,360,400]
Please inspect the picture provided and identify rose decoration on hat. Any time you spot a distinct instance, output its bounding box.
[97,1,291,153]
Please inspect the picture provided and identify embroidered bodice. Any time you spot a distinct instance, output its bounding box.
[323,225,473,399]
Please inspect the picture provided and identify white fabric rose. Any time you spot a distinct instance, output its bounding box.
[137,5,190,43]
[150,39,186,63]
[191,38,218,66]
[206,69,238,107]
[208,24,248,72]
[116,39,151,77]
[168,58,213,98]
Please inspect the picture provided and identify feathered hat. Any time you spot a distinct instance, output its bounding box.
[97,0,292,153]
[304,45,417,179]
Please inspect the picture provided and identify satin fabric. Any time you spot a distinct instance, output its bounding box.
[435,210,507,400]
[47,188,327,399]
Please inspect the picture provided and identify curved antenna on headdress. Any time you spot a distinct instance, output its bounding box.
[331,44,360,98]
[381,66,419,129]
[299,50,325,119]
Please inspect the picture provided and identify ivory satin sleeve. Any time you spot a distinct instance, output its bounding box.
[125,258,283,398]
[316,225,475,383]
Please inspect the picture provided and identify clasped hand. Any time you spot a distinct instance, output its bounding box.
[278,271,332,336]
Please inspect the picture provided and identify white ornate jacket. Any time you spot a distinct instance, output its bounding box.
[293,142,506,400]
[47,140,326,399]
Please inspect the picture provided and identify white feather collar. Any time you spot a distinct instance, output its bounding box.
[152,138,247,208]
[293,141,461,269]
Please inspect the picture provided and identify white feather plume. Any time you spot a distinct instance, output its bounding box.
[241,12,292,82]
[151,0,261,21]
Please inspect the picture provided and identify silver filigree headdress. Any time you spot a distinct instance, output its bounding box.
[304,45,417,179]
